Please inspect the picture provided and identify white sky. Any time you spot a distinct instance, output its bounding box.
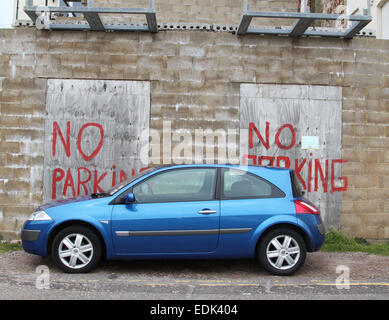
[0,0,14,28]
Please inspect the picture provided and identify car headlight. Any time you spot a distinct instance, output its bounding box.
[28,210,52,221]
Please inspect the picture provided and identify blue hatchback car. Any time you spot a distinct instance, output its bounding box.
[22,164,325,276]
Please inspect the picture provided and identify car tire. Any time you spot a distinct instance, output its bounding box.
[257,228,306,276]
[51,225,102,273]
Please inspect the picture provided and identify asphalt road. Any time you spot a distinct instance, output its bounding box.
[1,251,389,300]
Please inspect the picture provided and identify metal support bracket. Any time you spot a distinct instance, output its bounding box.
[237,0,372,39]
[24,0,158,32]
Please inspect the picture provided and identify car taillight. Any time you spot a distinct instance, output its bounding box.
[294,200,320,215]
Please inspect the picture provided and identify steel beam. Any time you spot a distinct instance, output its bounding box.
[237,9,372,39]
[289,18,314,37]
[24,4,158,32]
[49,23,149,32]
[25,6,156,15]
[24,10,38,22]
[24,0,38,22]
[145,12,158,33]
[237,14,252,35]
[83,12,104,31]
[304,30,347,37]
[240,11,371,22]
[344,19,372,39]
[246,28,290,35]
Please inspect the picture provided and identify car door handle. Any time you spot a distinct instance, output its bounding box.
[198,209,217,215]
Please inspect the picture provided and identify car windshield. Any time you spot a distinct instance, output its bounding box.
[105,167,158,196]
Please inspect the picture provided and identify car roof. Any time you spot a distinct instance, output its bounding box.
[150,164,293,196]
[153,164,292,172]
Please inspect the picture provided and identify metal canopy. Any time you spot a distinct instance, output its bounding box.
[23,0,158,32]
[237,0,372,39]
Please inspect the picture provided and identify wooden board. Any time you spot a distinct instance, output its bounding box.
[240,84,343,229]
[43,79,150,202]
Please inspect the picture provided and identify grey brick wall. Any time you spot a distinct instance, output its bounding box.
[0,26,388,240]
[92,0,298,25]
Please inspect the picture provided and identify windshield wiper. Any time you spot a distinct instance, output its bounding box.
[91,192,110,198]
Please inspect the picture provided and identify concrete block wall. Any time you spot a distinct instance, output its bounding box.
[0,26,388,240]
[93,0,298,26]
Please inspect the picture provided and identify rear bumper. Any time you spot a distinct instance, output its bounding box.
[297,214,325,252]
[309,229,325,252]
[317,223,325,236]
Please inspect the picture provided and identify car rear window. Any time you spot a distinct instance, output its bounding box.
[222,168,285,199]
[290,170,303,198]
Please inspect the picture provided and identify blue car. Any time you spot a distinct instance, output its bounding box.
[22,164,325,276]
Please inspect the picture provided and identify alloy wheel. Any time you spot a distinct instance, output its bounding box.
[266,235,300,270]
[58,233,94,269]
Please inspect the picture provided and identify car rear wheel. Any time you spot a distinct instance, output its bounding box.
[51,226,102,273]
[257,228,306,276]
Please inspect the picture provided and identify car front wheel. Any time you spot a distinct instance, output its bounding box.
[51,226,102,273]
[257,228,306,276]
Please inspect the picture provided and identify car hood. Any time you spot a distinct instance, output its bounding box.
[39,195,94,211]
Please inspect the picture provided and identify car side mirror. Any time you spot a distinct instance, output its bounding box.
[123,193,135,204]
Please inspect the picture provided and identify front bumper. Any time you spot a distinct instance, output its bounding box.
[21,220,52,257]
[21,229,40,241]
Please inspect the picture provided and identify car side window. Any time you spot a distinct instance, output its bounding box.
[222,169,284,199]
[133,168,217,203]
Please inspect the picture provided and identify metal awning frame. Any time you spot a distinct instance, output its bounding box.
[237,0,372,39]
[23,0,158,32]
[24,0,372,38]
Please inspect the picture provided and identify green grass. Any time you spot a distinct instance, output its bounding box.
[321,231,389,256]
[1,232,389,256]
[0,242,23,254]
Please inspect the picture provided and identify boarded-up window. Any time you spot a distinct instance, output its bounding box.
[240,84,343,228]
[43,79,150,202]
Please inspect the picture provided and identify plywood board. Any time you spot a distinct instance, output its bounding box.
[43,79,150,202]
[240,84,343,228]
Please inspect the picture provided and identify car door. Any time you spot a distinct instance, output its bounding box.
[219,168,292,257]
[111,167,220,255]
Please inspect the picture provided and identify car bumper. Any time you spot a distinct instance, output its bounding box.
[312,222,326,251]
[21,220,52,257]
[21,229,40,241]
[297,214,325,252]
[317,223,325,236]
